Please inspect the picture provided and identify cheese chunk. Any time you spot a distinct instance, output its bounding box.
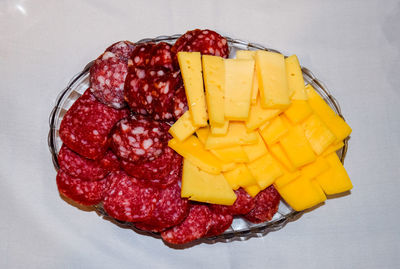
[211,146,249,163]
[224,59,255,120]
[181,160,237,205]
[168,136,222,174]
[260,115,288,146]
[274,169,301,190]
[245,96,281,130]
[276,174,326,211]
[315,153,353,195]
[169,111,198,141]
[268,143,296,172]
[301,157,330,179]
[236,50,258,104]
[177,52,207,126]
[305,84,352,142]
[202,55,225,126]
[285,55,308,100]
[224,163,257,189]
[210,120,229,136]
[255,51,291,109]
[205,122,258,149]
[247,153,283,189]
[284,100,313,124]
[301,114,336,155]
[242,132,268,162]
[244,184,262,197]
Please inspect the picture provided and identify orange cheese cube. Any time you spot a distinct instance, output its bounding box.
[301,114,336,155]
[301,157,330,179]
[244,184,262,197]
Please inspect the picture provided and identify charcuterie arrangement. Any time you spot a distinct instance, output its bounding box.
[53,29,353,245]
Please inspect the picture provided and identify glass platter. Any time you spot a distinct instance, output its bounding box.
[48,34,349,244]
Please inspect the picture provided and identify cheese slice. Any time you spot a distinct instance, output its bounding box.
[211,146,249,163]
[284,100,313,124]
[224,59,255,120]
[177,52,207,126]
[259,115,288,146]
[285,55,308,100]
[210,120,229,136]
[255,51,291,109]
[245,96,281,130]
[236,50,258,104]
[205,122,258,149]
[244,184,262,197]
[202,55,225,126]
[242,132,268,162]
[301,114,336,155]
[181,159,237,205]
[168,110,198,141]
[247,153,283,189]
[223,163,257,189]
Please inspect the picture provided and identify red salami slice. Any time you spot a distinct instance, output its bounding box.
[111,115,168,163]
[173,85,188,119]
[124,67,178,120]
[58,144,116,181]
[59,89,129,160]
[206,210,233,237]
[106,41,135,60]
[103,171,158,222]
[135,183,189,232]
[211,188,255,216]
[56,169,108,206]
[99,150,121,172]
[244,185,281,224]
[90,51,128,109]
[129,42,174,71]
[161,204,212,245]
[172,29,202,55]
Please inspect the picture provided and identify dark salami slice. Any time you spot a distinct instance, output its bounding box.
[58,144,116,181]
[243,185,281,224]
[129,42,174,71]
[210,188,255,216]
[206,210,233,237]
[124,67,178,120]
[172,29,202,55]
[59,89,129,160]
[135,183,189,232]
[105,41,135,60]
[56,169,108,206]
[161,204,212,245]
[173,85,188,119]
[103,171,158,222]
[129,43,155,68]
[90,51,128,109]
[121,146,182,185]
[111,115,168,163]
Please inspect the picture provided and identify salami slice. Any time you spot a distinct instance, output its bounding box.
[58,144,117,181]
[90,51,129,109]
[103,171,158,222]
[210,188,255,216]
[171,29,202,55]
[105,41,135,61]
[173,85,188,119]
[59,89,129,160]
[111,115,168,163]
[124,67,178,120]
[99,150,121,172]
[206,210,233,237]
[129,42,174,71]
[56,169,108,206]
[161,204,212,245]
[135,183,189,232]
[243,185,281,224]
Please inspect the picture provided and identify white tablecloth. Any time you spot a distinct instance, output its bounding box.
[1,0,399,268]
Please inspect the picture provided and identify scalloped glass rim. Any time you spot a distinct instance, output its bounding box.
[48,34,349,243]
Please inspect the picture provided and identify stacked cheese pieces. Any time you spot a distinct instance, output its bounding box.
[168,50,353,211]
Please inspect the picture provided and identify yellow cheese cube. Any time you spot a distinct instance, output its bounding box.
[181,160,237,205]
[301,114,336,155]
[245,96,281,130]
[168,111,198,141]
[321,141,344,156]
[255,51,291,109]
[285,55,308,100]
[268,142,296,172]
[280,125,316,168]
[223,163,257,189]
[244,184,262,197]
[210,120,229,136]
[205,122,258,149]
[168,136,222,174]
[301,157,330,179]
[276,174,326,211]
[315,153,353,195]
[202,55,225,126]
[224,59,255,120]
[236,50,258,104]
[284,100,313,124]
[242,132,268,162]
[247,153,283,189]
[177,52,208,126]
[195,126,209,144]
[305,84,352,142]
[211,146,249,163]
[260,115,288,146]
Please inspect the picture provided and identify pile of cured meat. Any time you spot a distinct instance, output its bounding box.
[56,29,281,245]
